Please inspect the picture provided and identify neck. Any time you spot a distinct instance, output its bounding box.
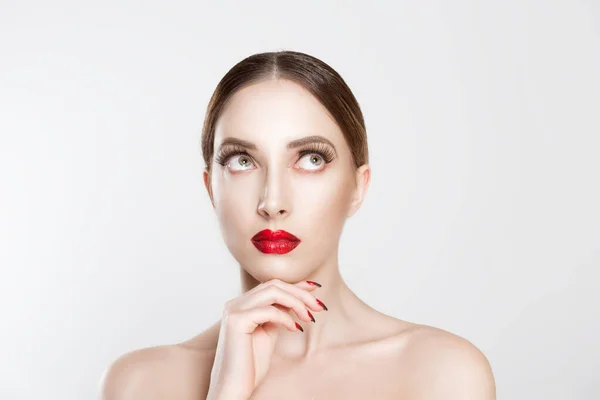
[238,255,371,360]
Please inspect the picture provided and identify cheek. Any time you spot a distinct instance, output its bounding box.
[297,178,350,216]
[212,174,259,240]
[211,168,354,248]
[292,172,353,236]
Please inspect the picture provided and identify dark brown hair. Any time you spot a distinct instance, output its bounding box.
[201,50,369,173]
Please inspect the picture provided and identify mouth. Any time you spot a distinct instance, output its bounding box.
[251,229,301,254]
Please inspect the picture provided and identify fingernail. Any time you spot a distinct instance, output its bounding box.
[295,322,304,332]
[307,310,315,323]
[306,280,322,287]
[316,298,328,311]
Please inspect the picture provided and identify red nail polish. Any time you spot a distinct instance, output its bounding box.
[316,298,328,311]
[295,322,304,332]
[307,280,322,287]
[307,310,315,323]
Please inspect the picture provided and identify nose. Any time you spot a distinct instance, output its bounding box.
[257,167,291,220]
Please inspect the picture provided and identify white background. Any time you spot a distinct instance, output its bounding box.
[1,1,599,399]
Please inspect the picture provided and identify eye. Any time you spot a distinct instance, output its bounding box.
[296,153,325,171]
[227,154,256,171]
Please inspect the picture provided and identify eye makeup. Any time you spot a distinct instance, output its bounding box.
[214,144,250,166]
[214,142,336,167]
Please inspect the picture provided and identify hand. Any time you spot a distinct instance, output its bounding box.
[205,279,326,400]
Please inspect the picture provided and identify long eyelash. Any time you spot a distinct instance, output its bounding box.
[214,143,336,166]
[297,143,336,163]
[214,145,250,166]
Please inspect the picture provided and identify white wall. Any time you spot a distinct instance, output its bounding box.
[1,1,598,398]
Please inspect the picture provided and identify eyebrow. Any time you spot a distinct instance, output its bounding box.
[217,135,337,155]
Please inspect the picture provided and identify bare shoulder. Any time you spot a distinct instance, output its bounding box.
[99,328,218,400]
[397,323,496,399]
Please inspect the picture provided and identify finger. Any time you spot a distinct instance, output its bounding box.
[271,303,316,324]
[230,305,303,334]
[240,286,316,323]
[245,278,321,296]
[294,280,323,290]
[267,280,326,312]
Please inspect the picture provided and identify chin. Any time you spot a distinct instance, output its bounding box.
[241,255,314,284]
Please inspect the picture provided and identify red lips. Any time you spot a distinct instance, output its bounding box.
[251,229,301,254]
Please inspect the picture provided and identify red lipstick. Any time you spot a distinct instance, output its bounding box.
[251,229,301,254]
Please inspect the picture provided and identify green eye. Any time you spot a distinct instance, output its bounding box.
[228,154,255,171]
[297,153,325,170]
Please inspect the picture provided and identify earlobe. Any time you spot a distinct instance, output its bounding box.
[203,168,215,209]
[347,164,371,218]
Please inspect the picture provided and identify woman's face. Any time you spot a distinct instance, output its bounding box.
[203,79,369,283]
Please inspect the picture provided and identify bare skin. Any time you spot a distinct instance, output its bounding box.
[100,272,495,399]
[99,78,496,399]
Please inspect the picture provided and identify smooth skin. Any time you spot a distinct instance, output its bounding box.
[99,79,496,399]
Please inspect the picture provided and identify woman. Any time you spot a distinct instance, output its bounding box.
[100,50,496,399]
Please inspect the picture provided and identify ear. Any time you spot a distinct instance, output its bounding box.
[203,167,215,209]
[347,164,371,218]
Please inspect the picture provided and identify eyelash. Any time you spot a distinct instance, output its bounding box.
[214,143,336,167]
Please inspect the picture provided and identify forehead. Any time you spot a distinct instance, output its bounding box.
[214,79,344,147]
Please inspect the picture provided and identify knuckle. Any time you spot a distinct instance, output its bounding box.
[223,299,236,313]
[265,285,304,308]
[266,278,283,287]
[264,285,285,299]
[266,283,284,292]
[223,310,242,324]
